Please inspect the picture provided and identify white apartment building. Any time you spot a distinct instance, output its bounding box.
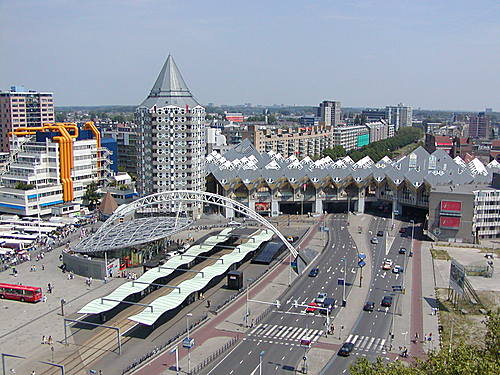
[332,125,369,152]
[136,55,205,218]
[0,126,111,216]
[386,103,412,131]
[473,189,500,239]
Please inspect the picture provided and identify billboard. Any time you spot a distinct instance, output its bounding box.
[440,216,461,229]
[449,260,465,295]
[255,202,270,211]
[440,200,462,214]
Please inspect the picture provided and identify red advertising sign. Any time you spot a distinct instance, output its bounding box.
[441,201,462,213]
[255,202,270,211]
[440,216,461,229]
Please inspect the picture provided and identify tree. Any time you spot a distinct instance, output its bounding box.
[83,182,100,209]
[350,310,500,375]
[323,146,346,160]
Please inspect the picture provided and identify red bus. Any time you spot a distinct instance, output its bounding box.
[0,283,43,303]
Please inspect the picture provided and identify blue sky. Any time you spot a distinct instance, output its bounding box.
[0,0,498,110]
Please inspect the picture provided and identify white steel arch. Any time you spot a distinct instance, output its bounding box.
[106,190,298,258]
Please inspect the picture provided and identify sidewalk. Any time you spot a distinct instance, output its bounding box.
[420,241,440,352]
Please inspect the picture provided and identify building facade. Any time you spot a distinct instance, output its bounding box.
[318,100,341,127]
[206,144,500,243]
[136,55,205,217]
[0,122,112,216]
[245,124,333,158]
[366,121,390,143]
[0,86,55,152]
[102,123,139,177]
[469,112,491,139]
[386,103,412,130]
[332,125,369,151]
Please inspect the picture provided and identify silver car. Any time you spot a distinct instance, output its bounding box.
[315,292,328,304]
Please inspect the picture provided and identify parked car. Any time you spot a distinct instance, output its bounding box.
[399,227,406,234]
[371,237,379,244]
[315,292,328,304]
[363,301,375,312]
[306,302,318,313]
[309,267,319,277]
[381,296,393,307]
[228,221,241,226]
[399,247,407,255]
[338,342,355,356]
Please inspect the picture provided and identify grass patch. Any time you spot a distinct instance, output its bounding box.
[435,288,488,350]
[431,248,451,260]
[479,248,500,257]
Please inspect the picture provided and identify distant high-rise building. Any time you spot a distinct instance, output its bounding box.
[318,100,341,126]
[136,55,205,218]
[361,109,387,122]
[468,112,491,139]
[0,86,55,152]
[386,103,412,130]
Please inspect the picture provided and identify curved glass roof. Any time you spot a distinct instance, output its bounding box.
[73,216,192,253]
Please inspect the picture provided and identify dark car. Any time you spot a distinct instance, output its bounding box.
[320,298,336,315]
[399,227,406,233]
[363,301,375,312]
[377,230,384,237]
[309,267,319,277]
[338,342,355,356]
[381,296,393,307]
[399,247,407,255]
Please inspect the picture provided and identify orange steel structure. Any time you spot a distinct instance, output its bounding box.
[9,121,101,202]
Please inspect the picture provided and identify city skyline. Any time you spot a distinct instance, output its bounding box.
[0,0,498,110]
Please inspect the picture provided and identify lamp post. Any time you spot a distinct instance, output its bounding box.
[341,257,346,307]
[246,278,253,327]
[410,220,415,255]
[259,350,265,375]
[186,313,192,374]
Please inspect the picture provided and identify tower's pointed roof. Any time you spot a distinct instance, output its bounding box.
[140,55,200,108]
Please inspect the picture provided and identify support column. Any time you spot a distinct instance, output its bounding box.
[271,200,279,217]
[225,203,235,219]
[314,199,323,214]
[357,189,365,213]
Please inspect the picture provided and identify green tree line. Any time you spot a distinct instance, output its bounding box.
[322,127,423,162]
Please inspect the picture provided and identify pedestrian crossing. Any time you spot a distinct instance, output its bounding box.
[248,323,323,343]
[345,334,387,353]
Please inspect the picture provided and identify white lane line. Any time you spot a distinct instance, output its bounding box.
[358,336,369,350]
[350,335,359,344]
[291,327,304,340]
[312,330,323,342]
[365,337,376,351]
[277,326,292,338]
[263,325,279,337]
[286,326,300,339]
[346,334,353,343]
[373,338,381,350]
[249,323,263,335]
[378,339,386,351]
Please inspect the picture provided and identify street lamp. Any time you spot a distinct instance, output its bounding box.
[186,313,193,374]
[246,278,253,327]
[341,258,346,307]
[259,350,265,375]
[410,220,415,255]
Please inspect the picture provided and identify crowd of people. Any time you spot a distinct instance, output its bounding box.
[0,213,98,273]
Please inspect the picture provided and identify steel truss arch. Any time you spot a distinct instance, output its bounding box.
[100,190,299,258]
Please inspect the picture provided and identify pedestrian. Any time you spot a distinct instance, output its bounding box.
[42,295,47,303]
[31,371,36,375]
[42,335,46,344]
[414,332,419,343]
[48,336,53,346]
[47,283,52,294]
[42,264,45,271]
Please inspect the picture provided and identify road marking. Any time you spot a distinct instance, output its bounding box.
[263,325,279,337]
[378,339,386,351]
[365,337,376,351]
[250,323,263,335]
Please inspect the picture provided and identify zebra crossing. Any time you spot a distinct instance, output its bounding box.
[345,334,387,353]
[248,323,323,343]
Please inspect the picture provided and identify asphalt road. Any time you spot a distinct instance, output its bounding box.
[320,217,413,374]
[203,214,360,375]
